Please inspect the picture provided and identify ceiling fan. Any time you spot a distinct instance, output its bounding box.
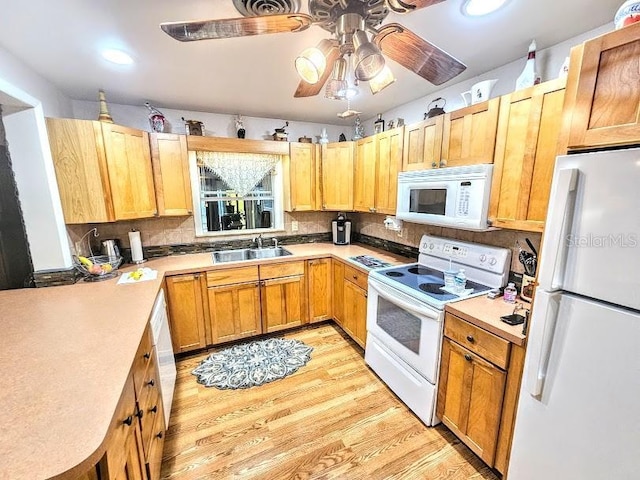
[160,0,466,99]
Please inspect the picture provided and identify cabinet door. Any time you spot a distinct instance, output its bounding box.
[332,260,345,326]
[321,142,354,210]
[308,259,332,323]
[165,274,207,352]
[437,338,506,466]
[402,116,444,171]
[353,136,377,212]
[566,23,640,150]
[343,279,368,348]
[150,133,193,217]
[441,98,500,168]
[207,281,262,344]
[285,142,317,212]
[261,274,307,333]
[46,118,115,223]
[113,424,147,480]
[375,126,404,215]
[102,123,157,220]
[489,79,566,232]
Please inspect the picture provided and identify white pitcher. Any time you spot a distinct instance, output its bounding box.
[461,79,498,106]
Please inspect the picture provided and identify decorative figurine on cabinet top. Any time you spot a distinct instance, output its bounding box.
[97,90,114,123]
[145,102,166,133]
[235,114,245,138]
[353,115,364,140]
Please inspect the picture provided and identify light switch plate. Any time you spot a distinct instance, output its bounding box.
[291,221,299,232]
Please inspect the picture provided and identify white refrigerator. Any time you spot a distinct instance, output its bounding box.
[508,148,640,480]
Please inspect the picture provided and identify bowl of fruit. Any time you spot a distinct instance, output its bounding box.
[75,255,123,281]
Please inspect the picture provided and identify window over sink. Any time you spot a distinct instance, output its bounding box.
[190,151,284,236]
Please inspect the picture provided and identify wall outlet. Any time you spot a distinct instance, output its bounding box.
[291,221,299,232]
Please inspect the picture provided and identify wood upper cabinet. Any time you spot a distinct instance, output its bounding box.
[441,98,500,168]
[321,142,354,211]
[332,260,345,326]
[206,267,261,344]
[307,258,332,323]
[354,136,377,212]
[284,142,318,212]
[149,133,193,217]
[165,273,208,352]
[46,118,157,223]
[375,126,404,215]
[563,22,640,150]
[260,261,308,333]
[437,337,506,467]
[402,115,444,170]
[489,78,566,232]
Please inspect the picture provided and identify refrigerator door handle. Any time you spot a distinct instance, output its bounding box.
[527,291,561,397]
[538,168,578,291]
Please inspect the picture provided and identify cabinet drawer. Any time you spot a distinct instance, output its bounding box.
[206,266,259,287]
[132,324,153,398]
[260,261,305,279]
[140,382,160,457]
[344,264,368,290]
[444,313,511,369]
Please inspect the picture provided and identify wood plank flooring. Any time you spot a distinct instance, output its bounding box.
[160,323,499,480]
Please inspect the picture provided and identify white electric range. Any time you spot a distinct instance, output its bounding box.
[364,235,511,426]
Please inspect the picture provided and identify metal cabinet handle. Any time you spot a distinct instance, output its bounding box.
[147,379,155,387]
[135,409,143,420]
[431,162,437,168]
[464,354,472,362]
[123,415,133,426]
[466,335,475,343]
[143,352,151,360]
[156,431,164,439]
[353,275,358,280]
[150,405,158,414]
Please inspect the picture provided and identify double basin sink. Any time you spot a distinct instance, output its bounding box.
[212,247,293,263]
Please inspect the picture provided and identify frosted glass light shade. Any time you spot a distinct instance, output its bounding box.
[369,65,395,94]
[353,30,385,81]
[325,57,348,100]
[462,0,508,16]
[295,47,326,84]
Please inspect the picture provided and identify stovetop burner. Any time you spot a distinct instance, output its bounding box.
[408,266,432,275]
[418,283,446,294]
[385,271,405,277]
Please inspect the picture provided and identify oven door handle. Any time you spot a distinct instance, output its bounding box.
[369,277,441,322]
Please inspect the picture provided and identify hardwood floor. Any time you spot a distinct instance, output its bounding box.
[160,323,499,480]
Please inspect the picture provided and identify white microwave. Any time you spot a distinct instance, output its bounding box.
[396,164,494,231]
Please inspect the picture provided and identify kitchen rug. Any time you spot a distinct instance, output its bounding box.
[192,337,313,389]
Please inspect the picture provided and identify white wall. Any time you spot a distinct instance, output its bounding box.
[0,45,74,272]
[72,101,349,143]
[363,23,613,130]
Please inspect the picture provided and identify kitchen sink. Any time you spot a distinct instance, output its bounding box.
[212,247,292,263]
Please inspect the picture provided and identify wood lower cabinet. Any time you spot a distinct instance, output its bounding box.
[149,133,193,217]
[332,260,345,326]
[564,22,640,150]
[321,142,354,210]
[342,278,368,348]
[489,78,566,232]
[165,273,208,352]
[206,267,262,344]
[260,261,307,333]
[307,258,332,323]
[46,118,157,223]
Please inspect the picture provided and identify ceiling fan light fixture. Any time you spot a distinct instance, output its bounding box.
[325,57,348,100]
[101,48,134,65]
[369,65,395,95]
[462,0,509,17]
[353,30,385,81]
[295,47,327,84]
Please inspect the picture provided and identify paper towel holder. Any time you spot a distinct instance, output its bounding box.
[128,229,147,264]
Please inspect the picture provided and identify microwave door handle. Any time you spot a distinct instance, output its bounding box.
[370,280,440,321]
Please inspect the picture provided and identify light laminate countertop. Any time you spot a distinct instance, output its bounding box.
[0,242,411,480]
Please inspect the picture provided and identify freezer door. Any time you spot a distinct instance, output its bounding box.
[537,148,640,310]
[509,291,640,480]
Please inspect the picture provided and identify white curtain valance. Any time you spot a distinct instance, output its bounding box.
[197,151,279,197]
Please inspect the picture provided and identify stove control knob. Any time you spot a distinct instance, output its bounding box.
[489,257,497,266]
[429,243,435,250]
[479,254,487,262]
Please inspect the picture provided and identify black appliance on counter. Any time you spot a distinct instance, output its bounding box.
[332,212,351,245]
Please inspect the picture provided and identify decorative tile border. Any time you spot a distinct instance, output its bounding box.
[354,233,420,260]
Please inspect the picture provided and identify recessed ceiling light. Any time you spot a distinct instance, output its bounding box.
[101,49,134,65]
[462,0,509,17]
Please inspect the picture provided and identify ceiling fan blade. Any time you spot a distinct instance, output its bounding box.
[373,23,466,85]
[160,14,312,41]
[386,0,445,14]
[294,40,340,98]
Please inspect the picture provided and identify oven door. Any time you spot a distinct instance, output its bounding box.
[366,276,443,384]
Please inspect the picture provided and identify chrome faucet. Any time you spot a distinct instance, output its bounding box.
[272,237,278,248]
[253,234,263,249]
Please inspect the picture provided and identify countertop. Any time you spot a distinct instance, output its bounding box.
[0,242,412,480]
[445,295,529,346]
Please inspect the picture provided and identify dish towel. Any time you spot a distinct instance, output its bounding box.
[117,268,158,284]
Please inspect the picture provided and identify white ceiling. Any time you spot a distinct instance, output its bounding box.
[0,0,622,124]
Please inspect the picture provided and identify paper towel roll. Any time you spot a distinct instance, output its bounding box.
[129,230,144,263]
